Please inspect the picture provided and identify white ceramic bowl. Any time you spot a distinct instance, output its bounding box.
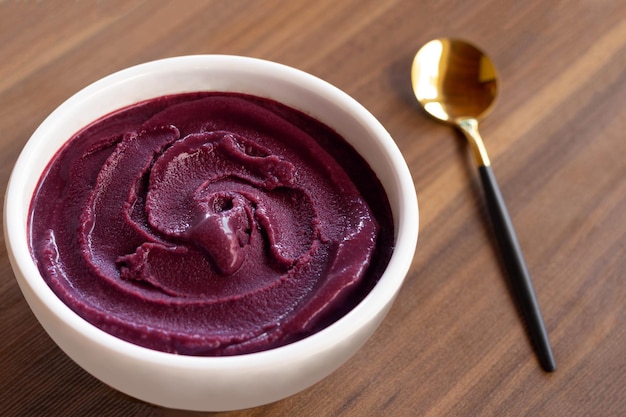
[3,55,418,411]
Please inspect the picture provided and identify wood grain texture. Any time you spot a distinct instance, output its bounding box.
[1,1,624,416]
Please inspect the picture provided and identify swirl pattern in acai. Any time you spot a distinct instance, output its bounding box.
[29,92,393,355]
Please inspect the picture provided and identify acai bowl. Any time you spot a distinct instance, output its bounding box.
[4,55,418,411]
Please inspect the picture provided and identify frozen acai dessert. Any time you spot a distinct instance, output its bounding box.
[29,92,393,356]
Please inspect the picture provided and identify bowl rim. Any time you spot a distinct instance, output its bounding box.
[3,54,419,369]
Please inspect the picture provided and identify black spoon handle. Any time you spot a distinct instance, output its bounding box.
[478,165,556,372]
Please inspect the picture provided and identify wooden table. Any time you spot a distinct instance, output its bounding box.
[1,1,624,416]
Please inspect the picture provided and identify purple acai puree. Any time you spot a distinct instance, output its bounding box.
[29,92,394,356]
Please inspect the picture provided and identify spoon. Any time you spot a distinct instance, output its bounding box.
[411,38,556,372]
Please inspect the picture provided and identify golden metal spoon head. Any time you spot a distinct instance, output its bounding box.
[411,38,498,123]
[411,38,498,166]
